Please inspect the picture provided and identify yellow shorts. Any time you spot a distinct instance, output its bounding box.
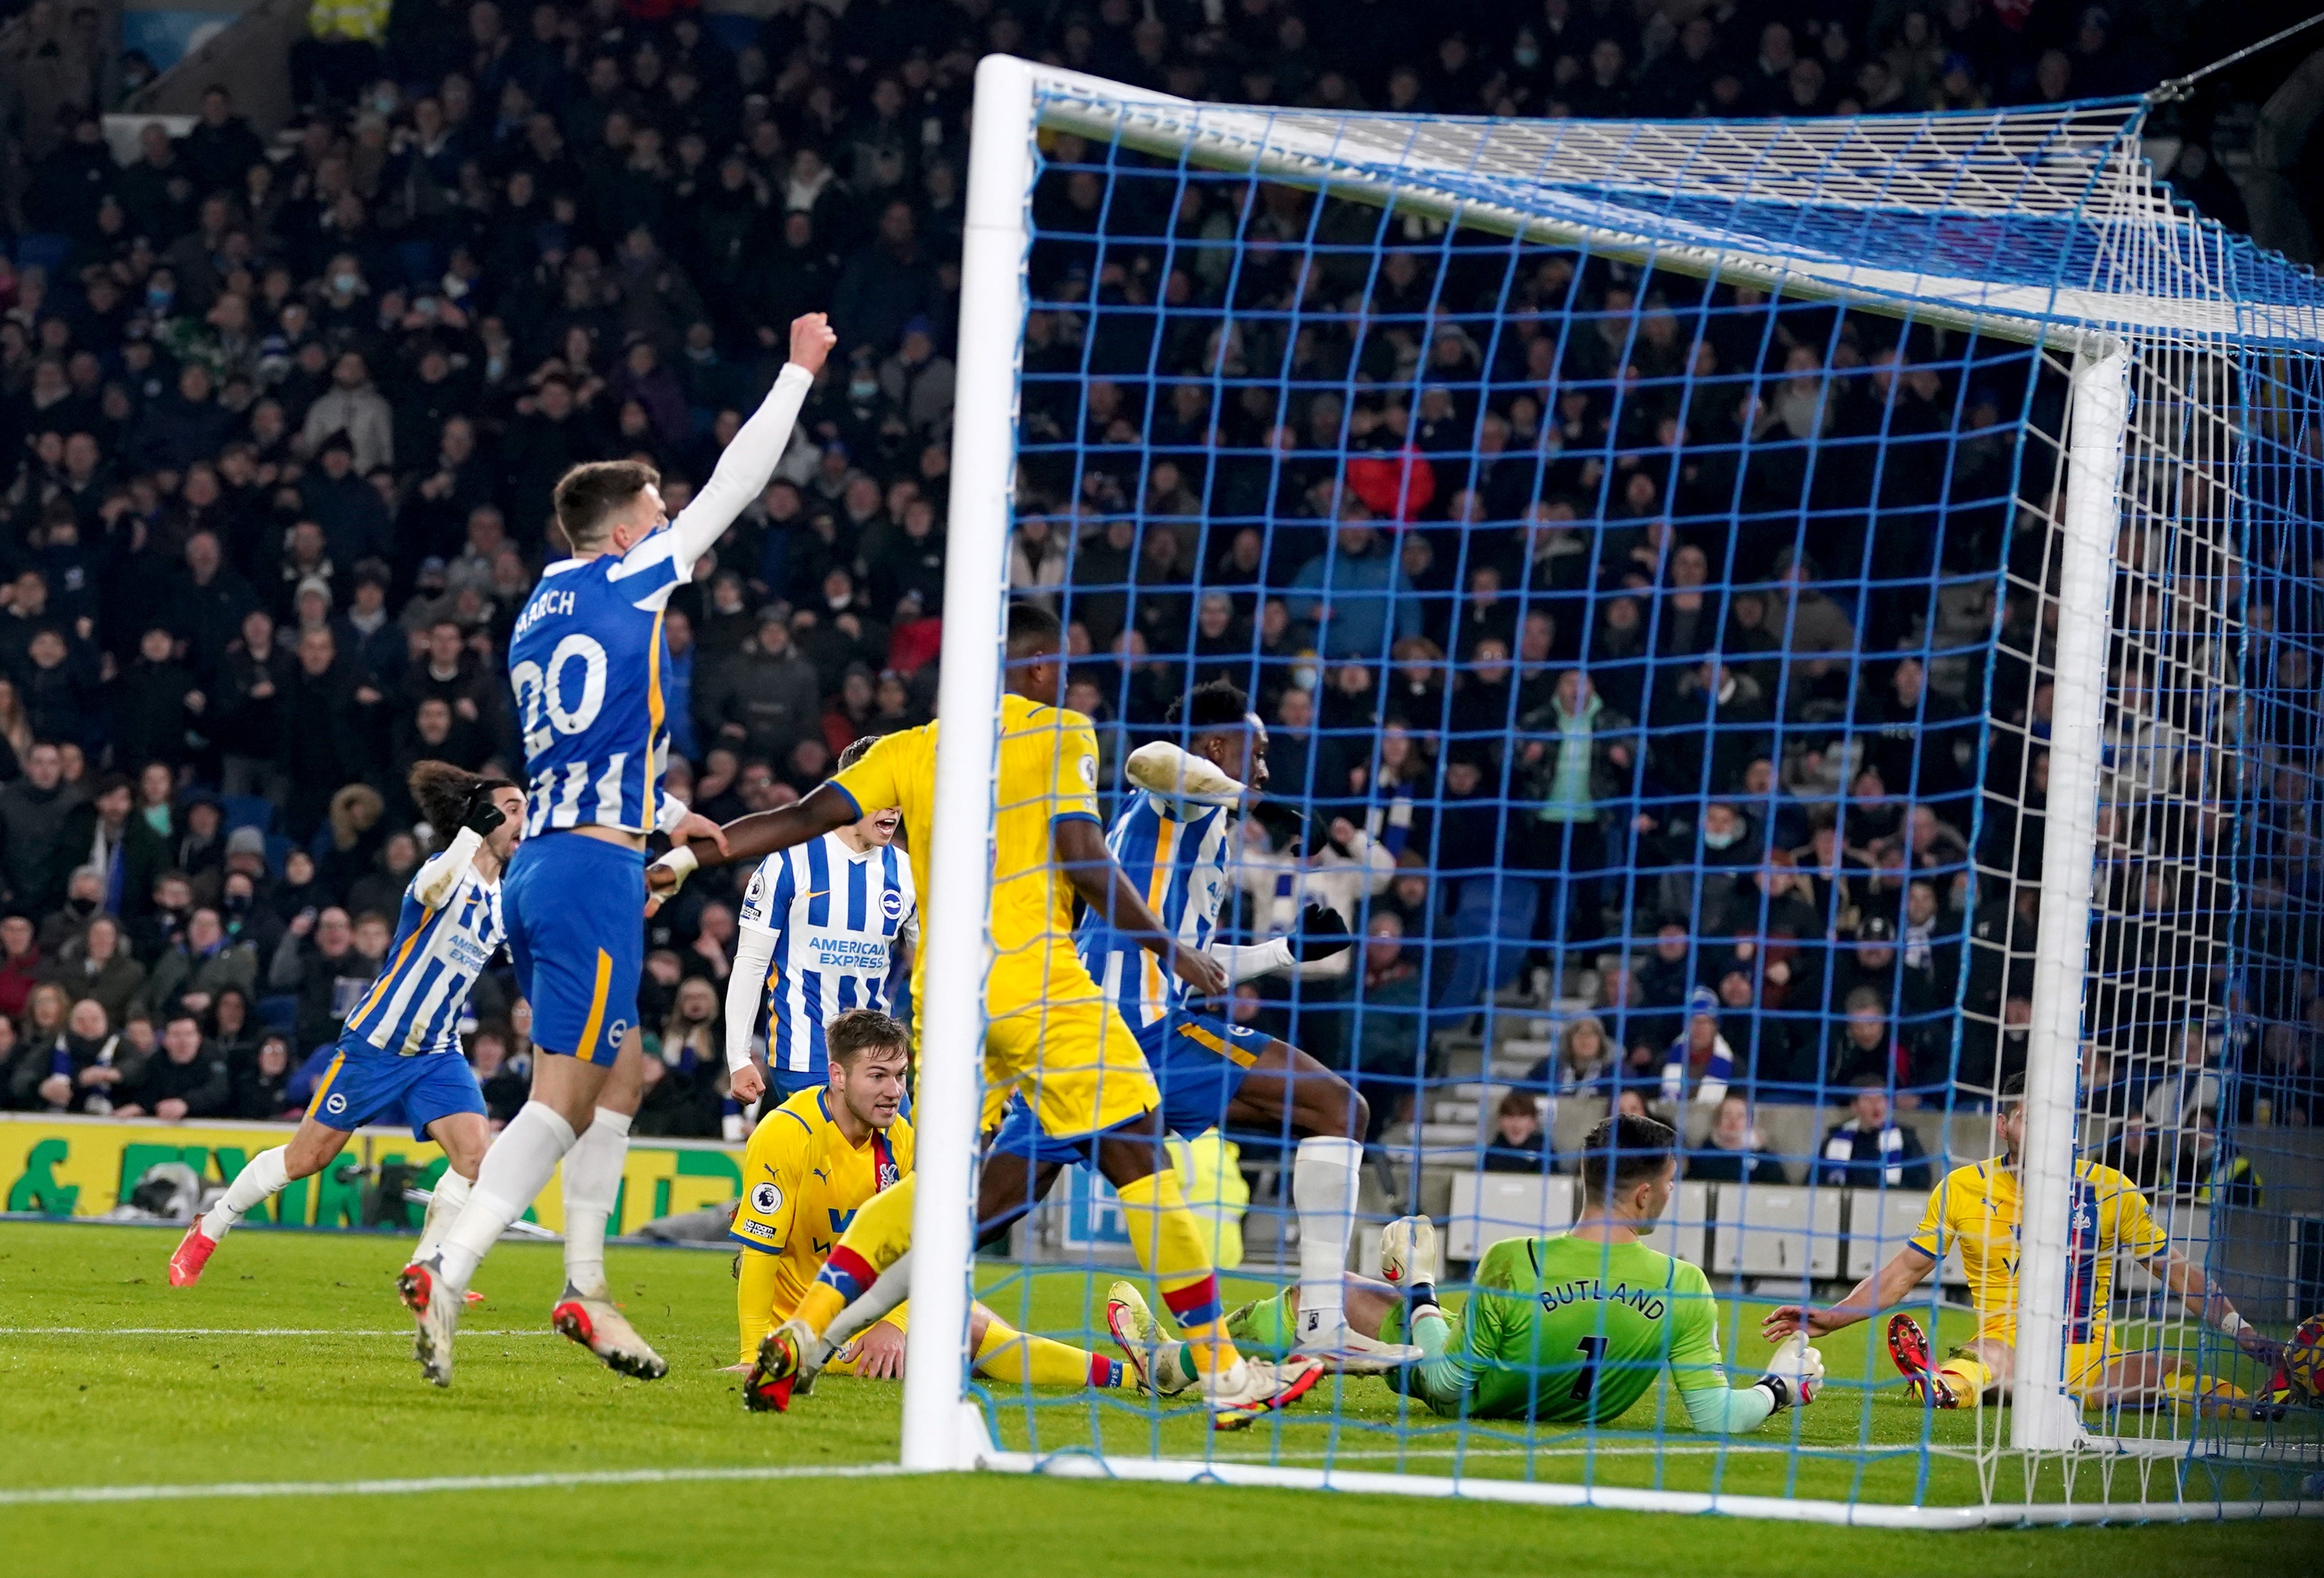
[981,955,1159,1142]
[822,1309,909,1378]
[1972,1317,2119,1397]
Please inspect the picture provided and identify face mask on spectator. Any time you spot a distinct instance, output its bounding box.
[850,375,878,402]
[148,286,173,312]
[332,272,360,295]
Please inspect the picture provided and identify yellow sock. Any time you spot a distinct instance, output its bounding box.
[971,1312,1127,1388]
[796,1174,919,1337]
[737,1249,785,1364]
[1939,1355,1995,1405]
[1115,1168,1238,1376]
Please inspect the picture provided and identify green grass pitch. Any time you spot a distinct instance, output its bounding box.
[1,1221,2315,1577]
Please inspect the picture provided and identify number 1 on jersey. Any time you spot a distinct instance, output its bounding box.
[1570,1334,1608,1402]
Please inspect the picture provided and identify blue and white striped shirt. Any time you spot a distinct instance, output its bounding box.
[508,536,686,837]
[342,852,505,1057]
[1077,790,1235,1028]
[737,831,916,1081]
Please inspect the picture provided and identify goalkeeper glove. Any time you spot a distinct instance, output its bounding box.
[1756,1332,1824,1411]
[460,787,508,840]
[1125,741,1245,805]
[1291,901,1353,963]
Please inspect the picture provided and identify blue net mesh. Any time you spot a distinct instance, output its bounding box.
[958,95,2324,1512]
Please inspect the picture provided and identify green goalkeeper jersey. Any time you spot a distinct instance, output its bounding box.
[1393,1232,1728,1423]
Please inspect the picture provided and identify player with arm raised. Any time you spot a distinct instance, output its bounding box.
[1116,1112,1824,1429]
[399,314,836,1387]
[651,602,1321,1427]
[720,735,917,1114]
[985,678,1401,1362]
[1762,1072,2287,1414]
[730,1008,1132,1399]
[170,763,524,1292]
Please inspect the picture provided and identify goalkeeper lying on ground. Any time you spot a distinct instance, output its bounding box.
[1110,1112,1821,1430]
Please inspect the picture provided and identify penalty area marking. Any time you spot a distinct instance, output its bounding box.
[0,1463,912,1507]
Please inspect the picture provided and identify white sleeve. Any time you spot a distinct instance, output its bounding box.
[409,830,484,909]
[725,924,776,1074]
[665,363,815,565]
[1209,936,1294,985]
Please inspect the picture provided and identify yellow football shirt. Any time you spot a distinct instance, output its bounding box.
[730,1087,914,1335]
[1908,1157,2168,1342]
[828,691,1102,989]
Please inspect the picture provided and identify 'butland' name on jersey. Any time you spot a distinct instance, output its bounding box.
[1536,1278,1670,1321]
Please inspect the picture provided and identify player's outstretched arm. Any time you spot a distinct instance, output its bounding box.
[1053,816,1227,1000]
[664,314,838,564]
[1762,1245,1935,1341]
[2152,1249,2282,1364]
[645,787,860,912]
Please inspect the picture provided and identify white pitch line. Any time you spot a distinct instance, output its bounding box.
[0,1463,912,1507]
[0,1328,561,1337]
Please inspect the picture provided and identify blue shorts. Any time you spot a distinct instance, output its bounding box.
[770,1057,827,1103]
[986,1009,1270,1165]
[502,832,644,1067]
[309,1044,486,1141]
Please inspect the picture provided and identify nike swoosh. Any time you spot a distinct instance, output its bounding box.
[803,890,829,900]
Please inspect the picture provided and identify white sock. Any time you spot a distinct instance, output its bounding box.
[1293,1136,1362,1346]
[413,1170,472,1264]
[559,1106,632,1298]
[436,1102,576,1292]
[202,1146,290,1240]
[822,1251,913,1354]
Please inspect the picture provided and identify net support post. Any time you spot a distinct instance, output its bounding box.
[2010,342,2131,1452]
[896,50,1037,1474]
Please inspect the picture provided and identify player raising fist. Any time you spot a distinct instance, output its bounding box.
[400,314,836,1387]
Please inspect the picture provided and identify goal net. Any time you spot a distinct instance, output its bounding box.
[896,55,2324,1526]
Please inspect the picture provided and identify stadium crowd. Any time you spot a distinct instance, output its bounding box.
[0,0,2314,1177]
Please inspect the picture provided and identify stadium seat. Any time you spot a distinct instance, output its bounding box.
[1842,1187,1967,1287]
[218,794,276,835]
[1446,1171,1575,1264]
[1708,1182,1843,1282]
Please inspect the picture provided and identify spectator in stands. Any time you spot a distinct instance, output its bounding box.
[1685,1093,1789,1185]
[140,906,257,1021]
[268,905,376,1054]
[112,1009,229,1121]
[1352,912,1426,1143]
[1815,1077,1932,1190]
[49,913,145,1028]
[1480,1090,1554,1174]
[2176,1106,2261,1207]
[1525,1013,1614,1098]
[1660,985,1736,1109]
[228,1031,297,1120]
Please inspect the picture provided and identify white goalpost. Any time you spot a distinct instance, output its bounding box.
[904,52,2324,1525]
